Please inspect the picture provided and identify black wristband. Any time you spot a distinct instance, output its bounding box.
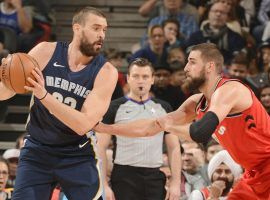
[38,91,48,101]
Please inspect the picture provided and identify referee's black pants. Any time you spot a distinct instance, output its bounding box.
[111,164,166,200]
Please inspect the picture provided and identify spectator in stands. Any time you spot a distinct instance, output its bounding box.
[129,25,168,68]
[252,0,270,43]
[185,1,246,64]
[139,0,199,24]
[0,0,33,52]
[227,51,249,81]
[169,60,185,85]
[166,47,190,97]
[227,51,259,96]
[246,39,270,91]
[189,150,243,200]
[180,141,208,200]
[162,18,185,51]
[103,48,125,99]
[2,149,20,188]
[200,139,223,185]
[151,65,186,110]
[260,85,270,115]
[147,0,198,42]
[219,0,256,50]
[22,0,54,50]
[258,39,270,73]
[97,58,181,200]
[0,157,12,200]
[167,46,186,66]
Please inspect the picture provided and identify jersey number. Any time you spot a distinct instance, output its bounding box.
[52,92,77,108]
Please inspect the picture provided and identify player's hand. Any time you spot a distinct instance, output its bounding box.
[25,67,47,100]
[165,179,180,200]
[156,115,174,132]
[104,185,116,200]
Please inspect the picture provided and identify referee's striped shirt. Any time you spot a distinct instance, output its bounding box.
[102,96,172,168]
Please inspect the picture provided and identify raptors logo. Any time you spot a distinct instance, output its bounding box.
[245,115,256,129]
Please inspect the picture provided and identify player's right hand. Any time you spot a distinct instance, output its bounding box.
[104,185,116,200]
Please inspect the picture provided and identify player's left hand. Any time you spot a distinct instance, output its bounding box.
[25,67,47,100]
[165,180,180,200]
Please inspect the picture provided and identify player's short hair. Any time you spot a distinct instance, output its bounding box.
[128,58,155,75]
[189,43,224,73]
[72,7,106,26]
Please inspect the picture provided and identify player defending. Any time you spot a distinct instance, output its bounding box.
[0,7,117,200]
[95,43,270,199]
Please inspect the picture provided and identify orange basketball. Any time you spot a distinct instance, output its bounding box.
[0,53,39,94]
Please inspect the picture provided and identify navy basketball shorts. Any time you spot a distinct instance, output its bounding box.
[12,139,103,200]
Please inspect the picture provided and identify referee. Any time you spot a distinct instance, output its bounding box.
[97,58,181,200]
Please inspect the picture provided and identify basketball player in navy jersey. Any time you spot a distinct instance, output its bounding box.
[0,7,117,200]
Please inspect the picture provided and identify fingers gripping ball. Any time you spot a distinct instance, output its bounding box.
[0,53,39,94]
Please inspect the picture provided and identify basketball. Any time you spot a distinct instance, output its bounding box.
[0,53,39,94]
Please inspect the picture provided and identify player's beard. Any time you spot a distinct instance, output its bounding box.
[183,68,206,92]
[79,31,102,57]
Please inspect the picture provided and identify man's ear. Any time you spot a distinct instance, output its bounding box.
[207,61,215,73]
[126,74,130,84]
[72,23,80,33]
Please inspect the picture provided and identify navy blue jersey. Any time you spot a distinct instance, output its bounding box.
[27,42,106,146]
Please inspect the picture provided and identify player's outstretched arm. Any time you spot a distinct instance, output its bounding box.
[94,94,201,138]
[94,118,163,137]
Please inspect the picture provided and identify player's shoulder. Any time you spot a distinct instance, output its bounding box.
[217,80,248,94]
[28,42,57,71]
[31,41,57,52]
[98,61,118,80]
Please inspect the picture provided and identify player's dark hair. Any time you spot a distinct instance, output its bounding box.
[128,58,155,75]
[189,43,224,74]
[72,7,106,26]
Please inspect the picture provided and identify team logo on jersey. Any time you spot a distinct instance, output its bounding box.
[218,126,226,135]
[53,62,65,68]
[245,115,256,129]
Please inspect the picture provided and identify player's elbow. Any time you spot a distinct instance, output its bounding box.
[189,111,219,143]
[74,119,99,136]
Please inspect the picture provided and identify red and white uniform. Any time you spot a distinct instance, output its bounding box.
[196,78,270,200]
